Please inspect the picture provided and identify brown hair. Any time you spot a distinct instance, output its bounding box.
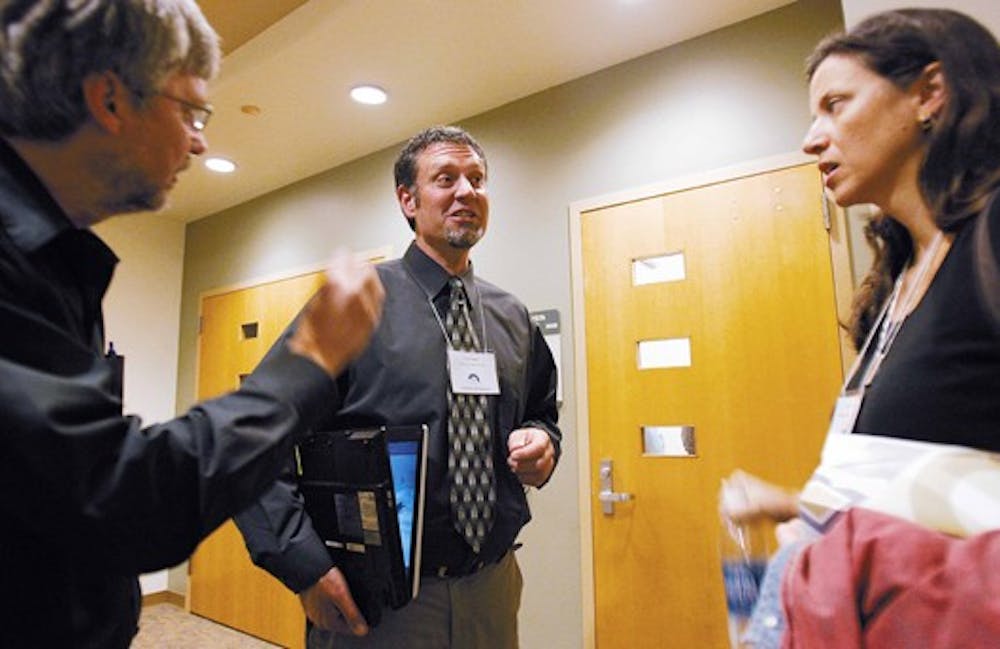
[807,9,1000,348]
[393,125,487,232]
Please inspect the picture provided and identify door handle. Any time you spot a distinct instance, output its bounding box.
[598,458,633,515]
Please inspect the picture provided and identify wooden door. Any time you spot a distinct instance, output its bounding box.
[189,271,326,649]
[580,163,846,648]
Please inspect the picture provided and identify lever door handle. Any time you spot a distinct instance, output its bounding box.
[598,490,633,504]
[598,458,633,515]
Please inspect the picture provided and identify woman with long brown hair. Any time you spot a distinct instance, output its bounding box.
[724,9,1000,648]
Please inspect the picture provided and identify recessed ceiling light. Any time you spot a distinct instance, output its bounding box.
[350,85,387,105]
[205,157,237,173]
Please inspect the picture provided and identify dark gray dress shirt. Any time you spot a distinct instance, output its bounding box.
[236,242,561,592]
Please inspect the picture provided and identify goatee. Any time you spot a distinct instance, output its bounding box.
[447,226,484,249]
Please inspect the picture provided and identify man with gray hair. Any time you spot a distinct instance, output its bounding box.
[0,2,383,647]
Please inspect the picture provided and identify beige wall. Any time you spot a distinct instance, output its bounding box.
[93,214,186,595]
[173,1,842,646]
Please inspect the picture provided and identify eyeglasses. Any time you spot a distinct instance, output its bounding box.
[157,92,213,132]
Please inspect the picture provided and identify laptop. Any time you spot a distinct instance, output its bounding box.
[295,424,428,626]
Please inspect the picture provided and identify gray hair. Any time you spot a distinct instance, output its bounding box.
[0,0,220,140]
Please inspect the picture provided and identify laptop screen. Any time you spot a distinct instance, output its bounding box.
[388,439,418,573]
[386,426,427,597]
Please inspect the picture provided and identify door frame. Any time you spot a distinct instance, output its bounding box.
[567,152,856,648]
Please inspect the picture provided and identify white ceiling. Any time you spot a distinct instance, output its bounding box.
[160,0,795,222]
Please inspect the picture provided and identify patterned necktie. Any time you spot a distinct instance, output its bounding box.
[444,277,495,553]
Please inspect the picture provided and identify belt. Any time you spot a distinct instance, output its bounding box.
[420,544,518,579]
[424,559,488,579]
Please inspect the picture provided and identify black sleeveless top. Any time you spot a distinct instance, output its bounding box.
[854,197,1000,452]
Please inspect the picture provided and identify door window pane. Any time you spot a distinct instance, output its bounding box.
[637,337,691,369]
[632,252,685,286]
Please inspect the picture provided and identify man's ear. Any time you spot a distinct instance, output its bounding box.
[915,61,947,122]
[396,184,417,217]
[82,72,127,134]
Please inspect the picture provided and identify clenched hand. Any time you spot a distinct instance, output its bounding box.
[289,250,385,376]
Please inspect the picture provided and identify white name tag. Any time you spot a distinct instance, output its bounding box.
[447,349,500,395]
[827,392,864,437]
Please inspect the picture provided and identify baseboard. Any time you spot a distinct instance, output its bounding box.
[142,590,185,608]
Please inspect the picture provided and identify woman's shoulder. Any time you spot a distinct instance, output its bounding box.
[970,188,1000,331]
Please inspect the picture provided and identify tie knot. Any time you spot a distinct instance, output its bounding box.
[449,277,465,304]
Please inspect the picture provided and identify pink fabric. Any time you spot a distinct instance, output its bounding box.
[781,508,1000,649]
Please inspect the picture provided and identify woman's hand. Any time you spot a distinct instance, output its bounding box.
[719,470,800,524]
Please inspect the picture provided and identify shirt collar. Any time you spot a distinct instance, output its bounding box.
[402,241,476,298]
[0,137,119,298]
[0,137,78,253]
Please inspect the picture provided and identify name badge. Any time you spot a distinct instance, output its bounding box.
[447,349,501,395]
[827,392,864,437]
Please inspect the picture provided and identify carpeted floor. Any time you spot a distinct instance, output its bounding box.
[133,603,283,648]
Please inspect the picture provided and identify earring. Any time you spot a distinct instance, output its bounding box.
[919,115,934,132]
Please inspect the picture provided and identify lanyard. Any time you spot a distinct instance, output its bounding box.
[844,230,944,393]
[426,288,488,352]
[402,262,490,352]
[826,230,945,439]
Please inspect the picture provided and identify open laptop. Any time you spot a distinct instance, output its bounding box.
[295,425,428,626]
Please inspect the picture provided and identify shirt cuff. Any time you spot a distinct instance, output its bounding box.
[275,535,337,594]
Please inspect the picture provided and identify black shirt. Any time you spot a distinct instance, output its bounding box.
[236,242,561,591]
[854,197,1000,451]
[0,138,337,648]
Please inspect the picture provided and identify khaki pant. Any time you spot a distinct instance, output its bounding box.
[308,550,523,649]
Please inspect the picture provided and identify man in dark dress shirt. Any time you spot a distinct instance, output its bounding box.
[0,2,383,647]
[236,126,561,648]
